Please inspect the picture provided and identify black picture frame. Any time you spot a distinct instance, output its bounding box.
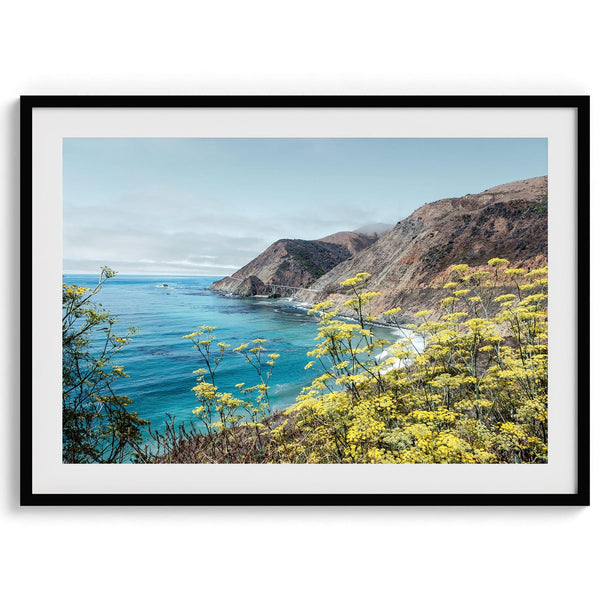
[20,95,590,506]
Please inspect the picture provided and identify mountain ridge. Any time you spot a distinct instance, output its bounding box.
[211,176,548,318]
[210,231,378,295]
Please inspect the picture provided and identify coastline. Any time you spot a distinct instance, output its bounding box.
[209,285,423,356]
[210,286,413,329]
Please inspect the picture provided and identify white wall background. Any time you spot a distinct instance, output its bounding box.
[1,1,596,598]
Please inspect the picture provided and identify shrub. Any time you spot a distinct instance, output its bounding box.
[62,267,148,463]
[281,259,548,463]
[159,258,548,464]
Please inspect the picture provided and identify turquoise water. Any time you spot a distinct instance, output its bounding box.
[62,274,404,432]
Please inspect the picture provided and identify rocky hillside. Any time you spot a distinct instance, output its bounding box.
[296,176,548,319]
[211,176,548,319]
[210,231,378,296]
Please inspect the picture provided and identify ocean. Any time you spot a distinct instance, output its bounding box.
[62,274,407,435]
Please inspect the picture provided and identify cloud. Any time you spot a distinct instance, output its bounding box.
[63,187,286,273]
[64,185,379,274]
[63,257,238,276]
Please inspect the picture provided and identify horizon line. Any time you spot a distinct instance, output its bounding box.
[62,272,231,277]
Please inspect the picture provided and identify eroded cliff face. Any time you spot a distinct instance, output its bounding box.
[210,232,378,296]
[296,176,548,319]
[211,176,548,320]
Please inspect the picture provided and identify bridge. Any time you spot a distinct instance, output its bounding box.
[227,275,323,295]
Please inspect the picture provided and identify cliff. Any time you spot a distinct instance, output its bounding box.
[296,176,548,318]
[210,231,378,296]
[211,176,548,319]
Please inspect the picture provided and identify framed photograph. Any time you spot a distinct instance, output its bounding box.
[21,96,589,506]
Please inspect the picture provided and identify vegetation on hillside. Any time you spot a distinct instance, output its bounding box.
[135,258,548,464]
[283,259,548,464]
[63,259,547,464]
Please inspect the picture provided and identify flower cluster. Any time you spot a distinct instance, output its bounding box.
[282,259,548,464]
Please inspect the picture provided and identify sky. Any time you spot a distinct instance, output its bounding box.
[63,138,547,275]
